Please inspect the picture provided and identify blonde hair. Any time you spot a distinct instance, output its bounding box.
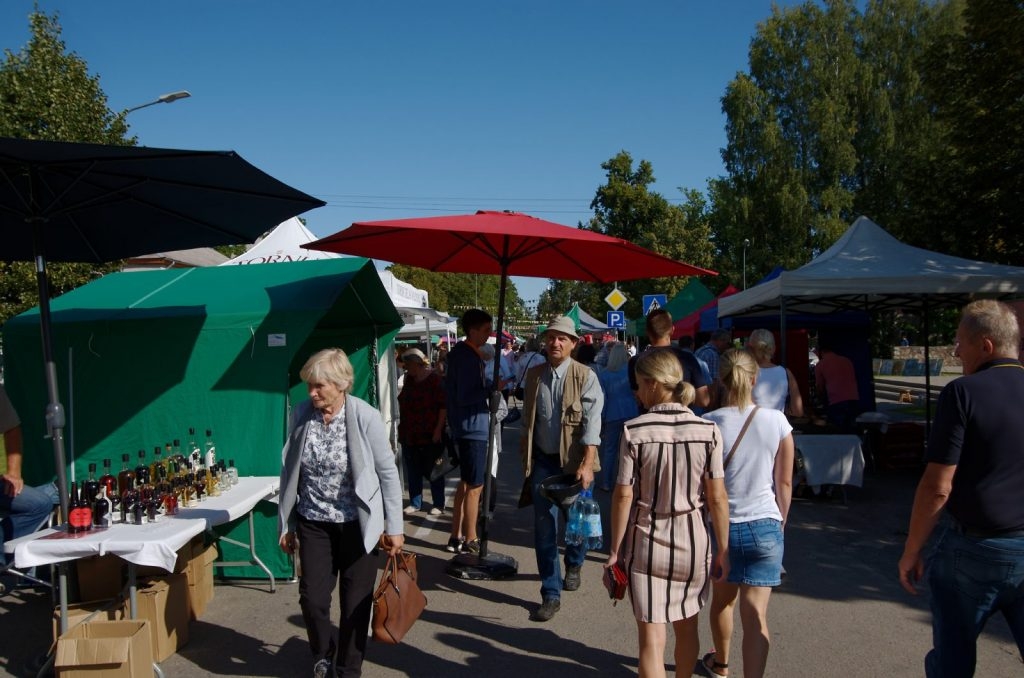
[300,348,355,394]
[747,329,776,363]
[635,348,695,406]
[961,300,1021,356]
[719,348,758,408]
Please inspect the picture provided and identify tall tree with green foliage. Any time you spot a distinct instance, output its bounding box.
[921,0,1023,264]
[542,151,715,321]
[710,0,969,280]
[0,10,133,324]
[386,264,526,330]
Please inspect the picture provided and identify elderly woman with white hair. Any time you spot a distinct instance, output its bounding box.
[278,348,405,678]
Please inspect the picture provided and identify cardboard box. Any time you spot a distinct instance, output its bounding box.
[55,620,153,678]
[187,542,218,619]
[76,555,124,602]
[136,575,191,662]
[53,599,129,643]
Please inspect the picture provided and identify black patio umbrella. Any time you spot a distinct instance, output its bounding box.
[0,136,325,522]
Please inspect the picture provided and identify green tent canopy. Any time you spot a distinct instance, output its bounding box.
[627,280,716,336]
[3,258,402,578]
[563,302,611,334]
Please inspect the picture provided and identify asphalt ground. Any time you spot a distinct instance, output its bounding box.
[2,411,1022,677]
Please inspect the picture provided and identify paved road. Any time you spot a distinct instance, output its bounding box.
[2,419,1020,677]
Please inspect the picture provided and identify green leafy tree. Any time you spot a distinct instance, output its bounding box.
[387,264,526,331]
[0,10,133,324]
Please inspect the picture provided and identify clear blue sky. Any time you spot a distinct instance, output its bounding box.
[1,1,798,308]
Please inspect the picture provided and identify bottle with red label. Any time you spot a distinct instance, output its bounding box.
[67,482,93,533]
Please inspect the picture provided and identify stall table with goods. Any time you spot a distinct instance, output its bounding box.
[792,433,865,503]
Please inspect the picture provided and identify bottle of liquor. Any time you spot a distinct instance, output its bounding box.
[135,449,150,487]
[93,485,112,527]
[117,453,136,496]
[119,474,137,524]
[227,459,239,487]
[68,483,93,533]
[150,445,168,484]
[188,428,201,468]
[203,429,217,471]
[83,462,101,505]
[171,439,185,469]
[99,458,116,497]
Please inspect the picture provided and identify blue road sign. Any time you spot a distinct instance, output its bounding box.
[606,310,626,329]
[642,294,668,317]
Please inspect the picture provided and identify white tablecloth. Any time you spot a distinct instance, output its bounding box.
[794,434,865,487]
[5,476,280,572]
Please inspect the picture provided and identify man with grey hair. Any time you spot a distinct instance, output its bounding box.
[898,299,1024,676]
[520,316,604,622]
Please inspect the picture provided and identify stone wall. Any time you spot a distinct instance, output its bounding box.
[892,345,960,372]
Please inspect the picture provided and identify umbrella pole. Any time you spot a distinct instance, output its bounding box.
[445,262,517,580]
[34,253,70,525]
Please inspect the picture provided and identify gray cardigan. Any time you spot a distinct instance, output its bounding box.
[278,396,404,554]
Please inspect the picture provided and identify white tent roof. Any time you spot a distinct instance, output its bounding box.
[719,216,1024,317]
[221,218,438,313]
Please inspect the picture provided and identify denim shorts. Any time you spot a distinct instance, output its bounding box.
[457,438,488,486]
[727,518,784,586]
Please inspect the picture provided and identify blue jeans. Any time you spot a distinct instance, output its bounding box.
[1,481,58,565]
[925,526,1024,677]
[530,452,587,601]
[401,444,446,510]
[598,419,627,489]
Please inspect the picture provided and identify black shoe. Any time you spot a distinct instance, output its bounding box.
[531,597,560,622]
[563,565,581,591]
[445,537,464,553]
[461,539,481,555]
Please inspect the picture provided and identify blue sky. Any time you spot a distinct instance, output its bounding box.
[0,1,798,308]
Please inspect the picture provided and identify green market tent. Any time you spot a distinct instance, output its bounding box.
[627,280,716,336]
[563,302,610,334]
[3,258,402,578]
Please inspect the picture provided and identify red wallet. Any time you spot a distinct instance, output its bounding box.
[603,563,627,603]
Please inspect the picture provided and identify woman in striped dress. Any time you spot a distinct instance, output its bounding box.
[606,348,731,678]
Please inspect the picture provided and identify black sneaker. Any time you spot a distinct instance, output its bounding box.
[313,658,331,678]
[461,539,481,555]
[531,597,560,622]
[445,537,464,553]
[563,565,582,591]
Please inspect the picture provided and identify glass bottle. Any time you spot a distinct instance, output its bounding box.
[187,428,201,468]
[117,453,136,496]
[203,429,217,471]
[150,445,168,485]
[99,458,116,498]
[68,482,93,533]
[93,485,112,527]
[135,449,150,487]
[119,475,137,524]
[227,459,239,486]
[83,462,101,505]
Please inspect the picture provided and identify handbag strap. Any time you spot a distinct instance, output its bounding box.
[723,406,759,470]
[512,353,541,392]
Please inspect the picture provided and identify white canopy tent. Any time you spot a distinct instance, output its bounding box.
[719,216,1024,318]
[718,216,1024,429]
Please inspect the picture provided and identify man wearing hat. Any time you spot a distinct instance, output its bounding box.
[520,315,604,622]
[397,348,448,516]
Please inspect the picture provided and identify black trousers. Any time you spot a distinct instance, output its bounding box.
[297,517,379,677]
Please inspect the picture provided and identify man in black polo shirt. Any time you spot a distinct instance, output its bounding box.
[628,308,710,412]
[898,300,1024,676]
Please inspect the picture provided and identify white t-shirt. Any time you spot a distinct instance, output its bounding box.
[703,405,793,523]
[753,365,789,411]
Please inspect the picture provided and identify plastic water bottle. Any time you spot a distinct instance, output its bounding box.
[581,489,603,550]
[565,496,585,546]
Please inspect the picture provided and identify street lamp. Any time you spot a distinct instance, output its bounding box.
[124,90,191,115]
[742,238,750,289]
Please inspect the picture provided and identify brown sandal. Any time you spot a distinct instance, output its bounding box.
[697,651,728,677]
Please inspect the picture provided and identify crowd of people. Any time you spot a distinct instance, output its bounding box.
[3,297,1017,677]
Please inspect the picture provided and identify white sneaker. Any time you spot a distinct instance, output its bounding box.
[403,505,418,515]
[428,507,443,516]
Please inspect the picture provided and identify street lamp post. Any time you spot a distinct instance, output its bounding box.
[743,238,750,289]
[124,90,191,115]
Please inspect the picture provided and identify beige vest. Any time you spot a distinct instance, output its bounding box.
[519,358,600,479]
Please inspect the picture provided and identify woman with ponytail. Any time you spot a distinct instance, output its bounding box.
[698,348,794,678]
[606,347,730,678]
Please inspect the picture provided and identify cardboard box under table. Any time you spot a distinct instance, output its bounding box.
[55,619,153,678]
[136,574,191,662]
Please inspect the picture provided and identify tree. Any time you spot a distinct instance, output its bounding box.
[0,10,133,324]
[386,264,526,330]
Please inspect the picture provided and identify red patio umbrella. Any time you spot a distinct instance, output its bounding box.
[306,211,715,577]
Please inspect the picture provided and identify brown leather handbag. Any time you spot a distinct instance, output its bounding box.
[371,551,427,644]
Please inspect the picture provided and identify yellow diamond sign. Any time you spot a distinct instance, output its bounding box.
[604,287,627,311]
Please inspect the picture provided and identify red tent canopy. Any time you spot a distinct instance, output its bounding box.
[672,285,739,339]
